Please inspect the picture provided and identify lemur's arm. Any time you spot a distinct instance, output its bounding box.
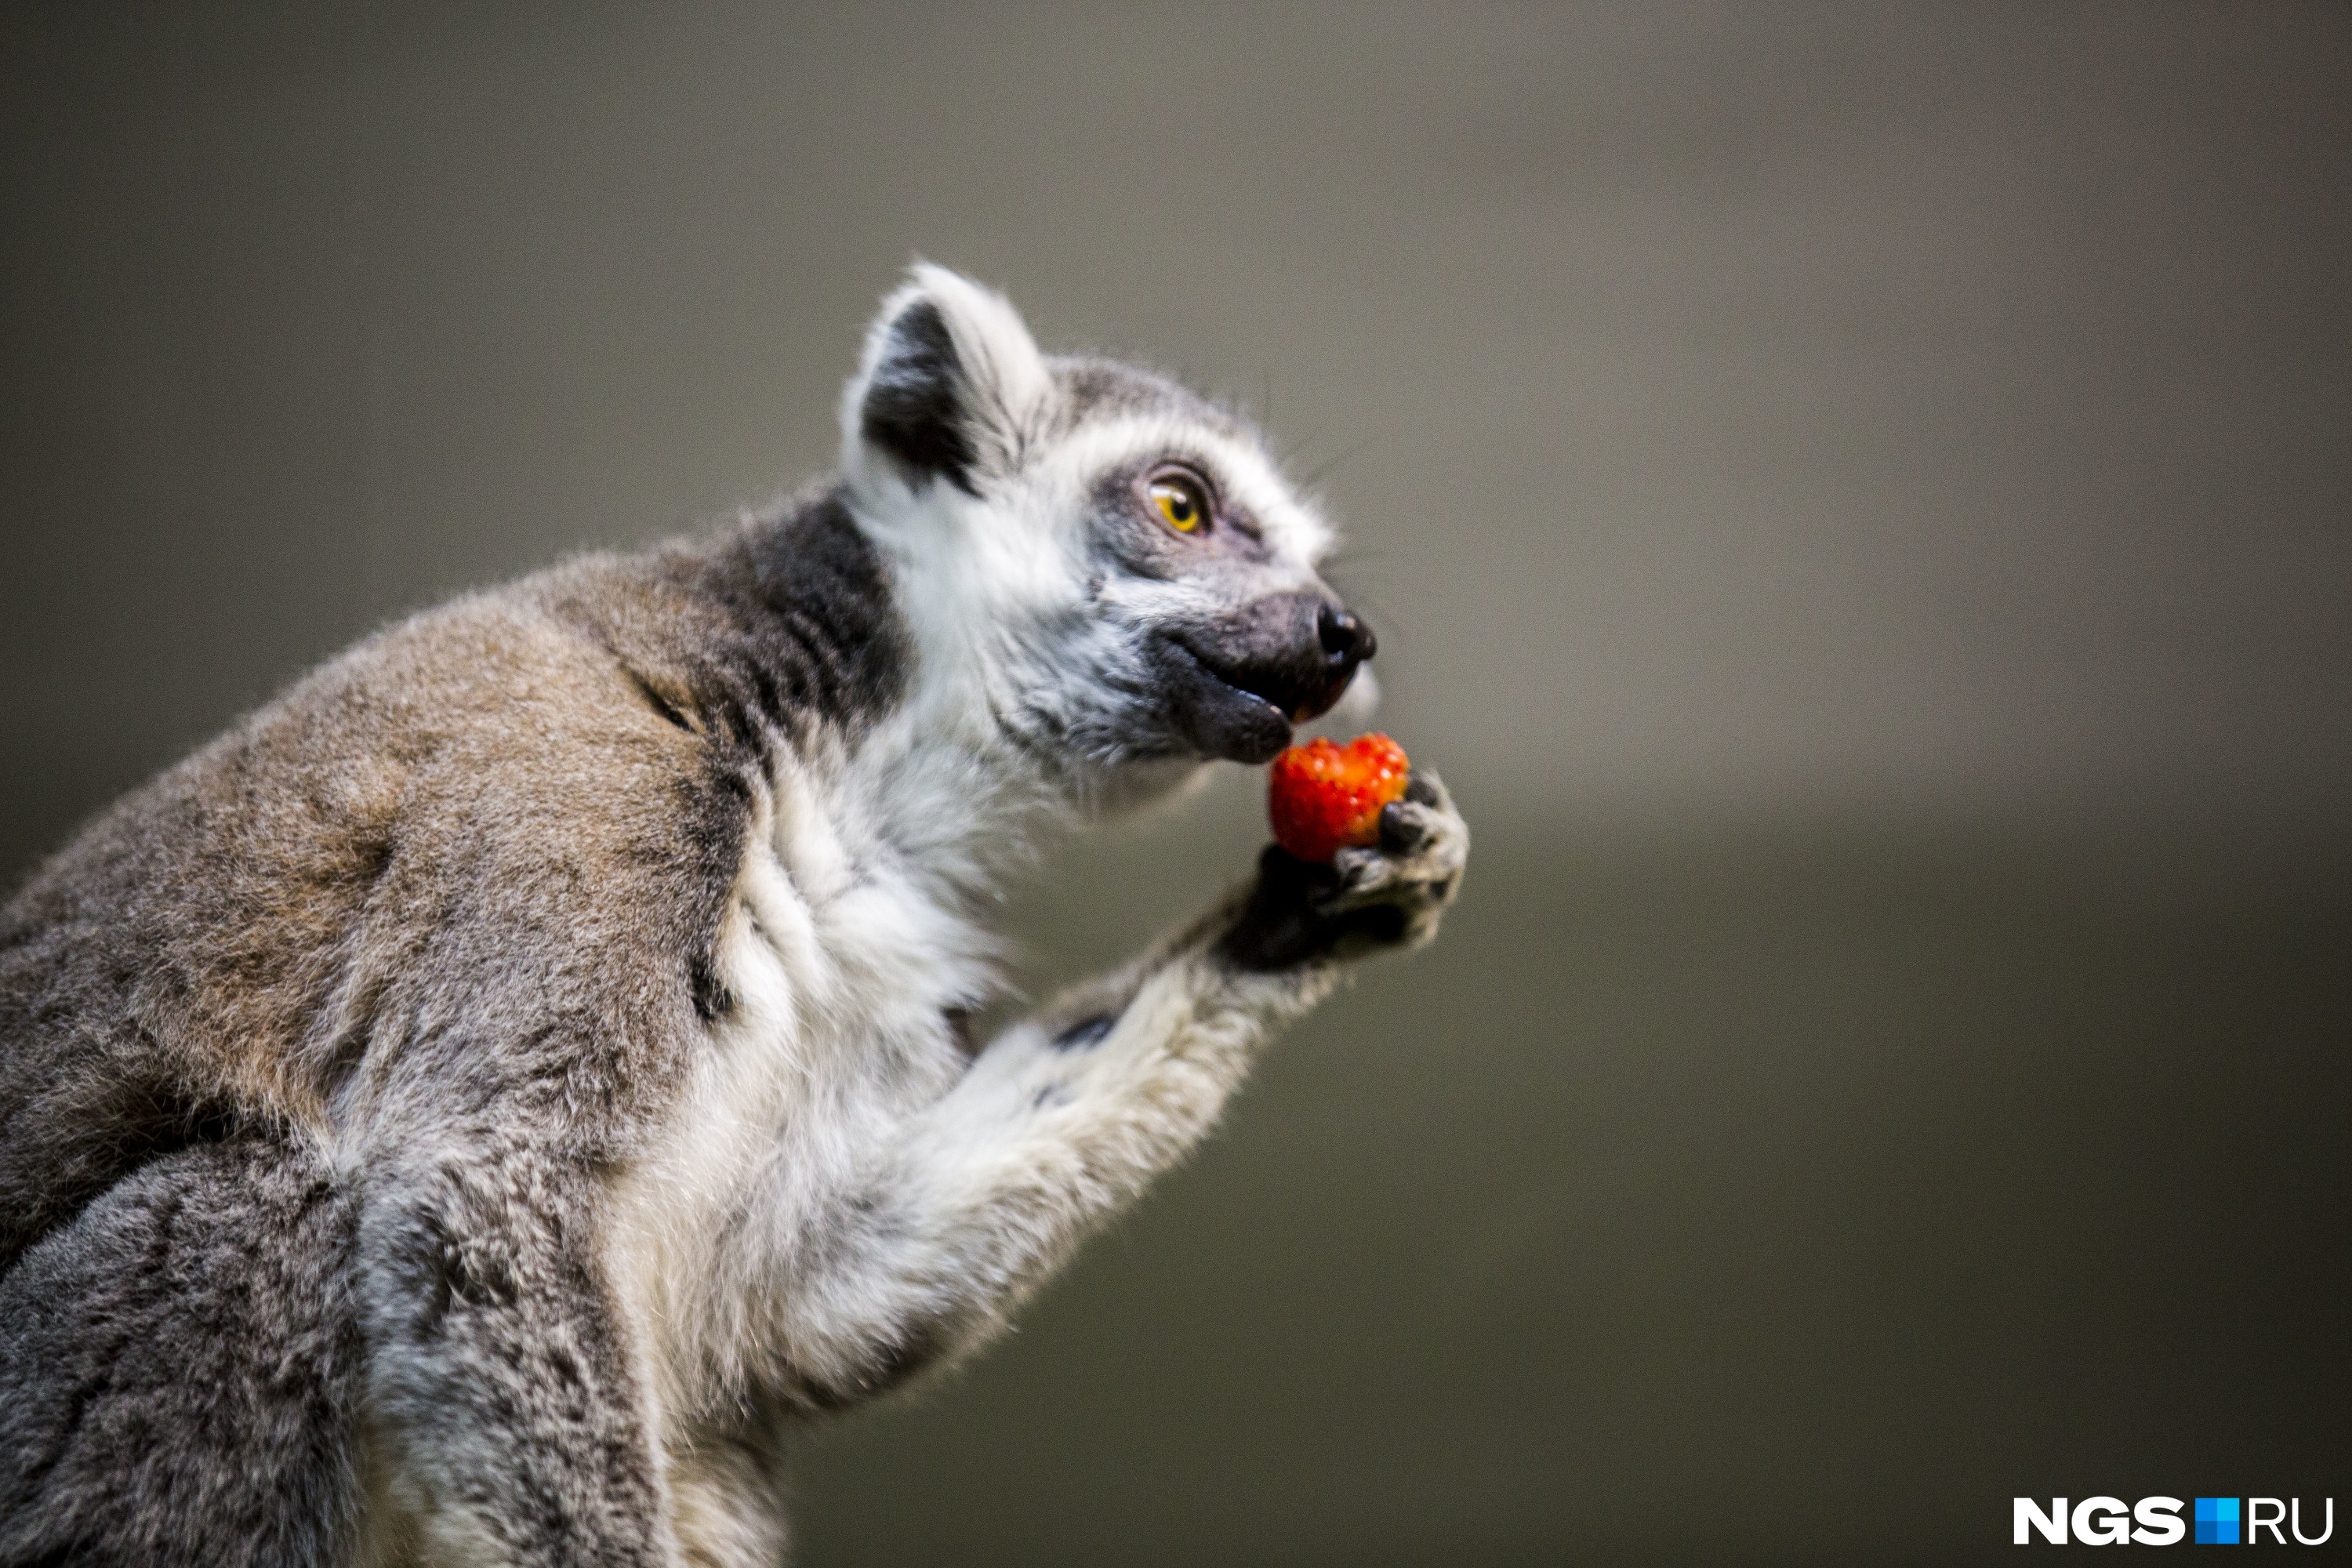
[770,775,1468,1408]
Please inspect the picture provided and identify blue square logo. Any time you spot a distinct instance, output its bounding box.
[2195,1497,2240,1545]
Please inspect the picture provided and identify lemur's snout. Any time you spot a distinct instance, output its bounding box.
[1163,590,1375,765]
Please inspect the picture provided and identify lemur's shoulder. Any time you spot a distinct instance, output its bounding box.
[557,488,912,757]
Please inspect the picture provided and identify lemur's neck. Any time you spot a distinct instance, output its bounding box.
[733,481,1076,911]
[829,706,1062,912]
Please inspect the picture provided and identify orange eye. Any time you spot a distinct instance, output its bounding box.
[1149,474,1208,534]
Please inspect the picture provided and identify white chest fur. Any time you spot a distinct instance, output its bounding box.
[604,748,1002,1428]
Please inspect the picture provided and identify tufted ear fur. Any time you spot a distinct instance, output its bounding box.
[841,263,1054,499]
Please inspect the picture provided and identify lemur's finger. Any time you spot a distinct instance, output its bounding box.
[1377,800,1430,854]
[1323,772,1459,890]
[1406,769,1462,827]
[1327,843,1391,898]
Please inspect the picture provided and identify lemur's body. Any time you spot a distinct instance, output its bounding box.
[0,269,1466,1566]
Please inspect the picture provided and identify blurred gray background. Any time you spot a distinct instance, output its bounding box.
[3,3,2347,1563]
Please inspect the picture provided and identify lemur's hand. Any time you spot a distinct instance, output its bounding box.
[1218,771,1468,973]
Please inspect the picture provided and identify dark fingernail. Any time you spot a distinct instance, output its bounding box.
[1404,774,1440,808]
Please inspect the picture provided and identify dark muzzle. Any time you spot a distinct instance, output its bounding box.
[1163,591,1375,764]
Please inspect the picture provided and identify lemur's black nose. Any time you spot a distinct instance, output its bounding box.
[1319,604,1376,670]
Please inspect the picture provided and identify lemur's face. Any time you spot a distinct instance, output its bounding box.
[840,267,1375,804]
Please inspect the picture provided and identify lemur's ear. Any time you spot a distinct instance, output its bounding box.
[841,263,1052,499]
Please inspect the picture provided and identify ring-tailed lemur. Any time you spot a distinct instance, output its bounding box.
[0,266,1468,1566]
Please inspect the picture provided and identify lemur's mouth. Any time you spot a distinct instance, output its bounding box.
[1159,640,1296,765]
[1196,646,1319,720]
[1159,602,1370,767]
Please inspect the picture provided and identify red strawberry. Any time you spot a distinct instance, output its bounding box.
[1267,733,1411,864]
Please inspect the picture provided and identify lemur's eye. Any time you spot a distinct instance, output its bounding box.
[1148,471,1210,535]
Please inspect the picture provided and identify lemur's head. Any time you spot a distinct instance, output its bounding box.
[838,265,1375,809]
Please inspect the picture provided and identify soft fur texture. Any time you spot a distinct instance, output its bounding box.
[0,267,1467,1566]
